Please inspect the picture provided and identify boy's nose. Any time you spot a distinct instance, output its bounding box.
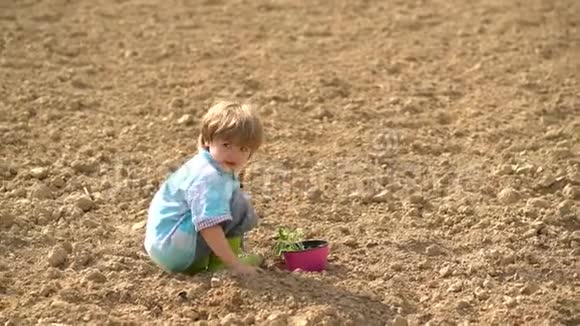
[228,150,242,161]
[233,148,244,157]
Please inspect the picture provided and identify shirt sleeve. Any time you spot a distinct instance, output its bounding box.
[186,175,233,232]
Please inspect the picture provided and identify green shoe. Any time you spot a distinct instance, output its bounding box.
[207,237,263,271]
[182,256,209,275]
[238,252,263,267]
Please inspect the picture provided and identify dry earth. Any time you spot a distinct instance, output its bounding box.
[1,0,580,325]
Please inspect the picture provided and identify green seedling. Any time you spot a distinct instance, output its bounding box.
[273,227,305,256]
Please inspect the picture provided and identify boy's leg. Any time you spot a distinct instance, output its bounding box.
[181,233,212,275]
[224,189,259,239]
[181,255,209,275]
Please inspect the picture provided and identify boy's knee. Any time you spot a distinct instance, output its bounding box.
[242,206,259,230]
[231,189,250,217]
[230,189,259,231]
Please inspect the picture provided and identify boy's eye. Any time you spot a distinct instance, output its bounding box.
[240,147,249,153]
[223,143,231,148]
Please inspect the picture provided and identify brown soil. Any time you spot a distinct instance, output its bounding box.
[1,0,579,325]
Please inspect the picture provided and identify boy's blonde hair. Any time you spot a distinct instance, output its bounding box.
[198,101,264,152]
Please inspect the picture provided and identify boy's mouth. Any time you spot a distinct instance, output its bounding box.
[223,161,237,167]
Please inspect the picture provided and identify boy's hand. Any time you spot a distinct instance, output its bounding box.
[200,225,244,269]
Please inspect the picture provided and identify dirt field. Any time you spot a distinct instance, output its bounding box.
[1,0,579,325]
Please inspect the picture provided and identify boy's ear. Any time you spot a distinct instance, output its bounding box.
[198,134,210,150]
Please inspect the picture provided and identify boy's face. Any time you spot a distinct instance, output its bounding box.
[207,138,252,173]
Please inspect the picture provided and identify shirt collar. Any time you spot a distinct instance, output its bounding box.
[200,149,238,181]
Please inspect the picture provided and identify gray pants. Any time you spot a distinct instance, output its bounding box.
[192,189,259,263]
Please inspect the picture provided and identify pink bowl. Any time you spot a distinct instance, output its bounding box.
[283,240,329,272]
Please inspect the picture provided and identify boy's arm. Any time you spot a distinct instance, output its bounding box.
[188,175,257,275]
[199,225,242,269]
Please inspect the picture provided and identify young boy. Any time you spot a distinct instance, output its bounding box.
[144,101,264,276]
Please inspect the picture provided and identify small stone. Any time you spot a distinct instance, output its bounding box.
[47,245,68,267]
[0,211,14,228]
[527,198,550,209]
[504,296,518,308]
[210,277,221,288]
[242,314,256,325]
[372,190,390,203]
[177,114,194,125]
[474,287,489,300]
[311,107,333,120]
[515,164,534,175]
[193,322,209,326]
[569,231,580,242]
[391,263,403,272]
[563,184,580,200]
[406,207,421,218]
[570,248,580,256]
[569,172,580,185]
[31,183,53,200]
[170,98,184,109]
[221,313,244,326]
[495,164,513,175]
[392,316,408,326]
[458,205,474,215]
[69,206,83,219]
[70,78,90,89]
[408,194,425,205]
[498,188,520,204]
[558,200,574,216]
[559,232,571,244]
[39,284,56,297]
[483,279,493,288]
[286,296,297,309]
[288,315,315,326]
[519,283,539,295]
[539,174,557,187]
[72,252,91,269]
[75,196,94,212]
[377,175,390,186]
[447,281,463,293]
[103,128,116,137]
[51,175,66,188]
[439,266,452,277]
[347,191,372,203]
[83,219,99,228]
[46,267,64,279]
[531,221,545,232]
[466,264,475,275]
[456,300,471,310]
[553,147,572,158]
[500,253,516,265]
[544,129,563,139]
[62,242,73,253]
[10,188,26,198]
[426,244,444,256]
[30,167,49,179]
[71,160,98,174]
[84,269,106,283]
[266,311,288,326]
[342,237,358,248]
[523,228,538,238]
[306,187,322,201]
[260,106,274,116]
[132,220,146,231]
